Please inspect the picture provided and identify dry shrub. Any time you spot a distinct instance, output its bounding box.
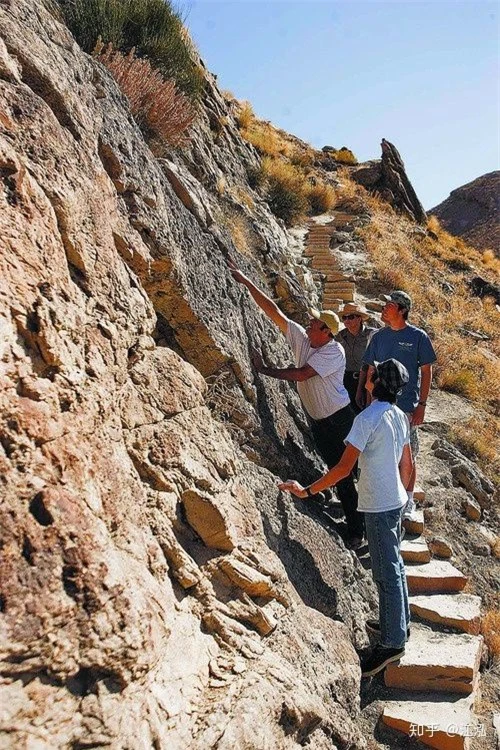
[98,45,196,146]
[326,147,358,165]
[260,157,309,225]
[290,146,316,169]
[450,416,500,483]
[482,610,500,663]
[483,249,500,273]
[237,101,254,130]
[308,182,336,214]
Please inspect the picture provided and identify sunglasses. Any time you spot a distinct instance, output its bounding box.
[342,314,361,321]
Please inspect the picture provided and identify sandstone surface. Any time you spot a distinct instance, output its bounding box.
[0,3,378,747]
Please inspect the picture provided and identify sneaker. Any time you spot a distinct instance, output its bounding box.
[361,644,405,677]
[402,497,418,521]
[366,620,410,640]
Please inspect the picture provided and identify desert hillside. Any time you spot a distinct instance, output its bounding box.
[430,171,500,254]
[0,2,498,749]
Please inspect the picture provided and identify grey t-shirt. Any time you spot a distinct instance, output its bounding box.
[362,324,437,413]
[346,401,410,513]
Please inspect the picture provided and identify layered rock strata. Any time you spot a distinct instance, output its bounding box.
[0,3,376,747]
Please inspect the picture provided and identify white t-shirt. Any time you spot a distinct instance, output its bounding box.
[345,401,410,513]
[286,320,350,420]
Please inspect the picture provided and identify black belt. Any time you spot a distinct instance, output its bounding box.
[345,371,359,380]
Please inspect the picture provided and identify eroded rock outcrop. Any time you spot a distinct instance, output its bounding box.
[0,3,375,747]
[351,138,427,224]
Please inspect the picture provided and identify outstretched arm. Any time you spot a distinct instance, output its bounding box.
[252,351,318,382]
[278,444,361,498]
[228,259,289,334]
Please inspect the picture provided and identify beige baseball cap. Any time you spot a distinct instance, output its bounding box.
[309,308,340,335]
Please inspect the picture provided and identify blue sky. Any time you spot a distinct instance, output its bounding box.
[185,1,499,209]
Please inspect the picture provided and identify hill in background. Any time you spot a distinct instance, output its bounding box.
[430,171,500,254]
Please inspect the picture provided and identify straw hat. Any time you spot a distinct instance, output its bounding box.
[309,308,340,334]
[338,302,370,321]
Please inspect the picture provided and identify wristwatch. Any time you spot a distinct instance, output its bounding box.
[305,486,314,497]
[418,401,427,405]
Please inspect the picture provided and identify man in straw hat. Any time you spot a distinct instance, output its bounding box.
[335,302,376,413]
[228,259,364,548]
[279,358,414,677]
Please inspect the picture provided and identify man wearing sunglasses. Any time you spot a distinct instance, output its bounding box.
[228,259,364,549]
[335,303,376,413]
[362,290,436,522]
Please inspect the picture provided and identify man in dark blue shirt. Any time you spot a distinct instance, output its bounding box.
[362,290,436,520]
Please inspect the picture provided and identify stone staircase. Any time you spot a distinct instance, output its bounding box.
[304,216,358,310]
[382,496,484,750]
[303,216,486,750]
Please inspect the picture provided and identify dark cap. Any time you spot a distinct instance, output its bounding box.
[381,290,412,311]
[374,358,410,395]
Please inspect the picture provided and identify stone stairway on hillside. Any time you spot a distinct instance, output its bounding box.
[303,216,487,750]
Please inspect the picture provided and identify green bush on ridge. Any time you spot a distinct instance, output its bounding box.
[57,0,204,98]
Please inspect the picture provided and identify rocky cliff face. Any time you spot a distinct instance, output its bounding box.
[430,171,500,253]
[0,3,376,748]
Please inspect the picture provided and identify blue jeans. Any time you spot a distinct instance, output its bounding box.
[365,508,410,649]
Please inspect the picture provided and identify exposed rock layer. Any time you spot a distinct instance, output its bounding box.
[0,3,375,747]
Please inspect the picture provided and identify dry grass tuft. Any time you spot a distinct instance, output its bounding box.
[325,147,358,165]
[260,157,309,225]
[98,44,196,146]
[450,416,500,483]
[482,610,500,663]
[307,182,336,214]
[236,101,254,130]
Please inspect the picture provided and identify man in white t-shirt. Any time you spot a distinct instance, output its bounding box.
[228,260,364,547]
[279,358,414,678]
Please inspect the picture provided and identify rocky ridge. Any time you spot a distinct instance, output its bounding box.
[430,171,500,254]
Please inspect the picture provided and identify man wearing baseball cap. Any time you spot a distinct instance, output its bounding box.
[279,358,414,676]
[228,259,364,548]
[362,290,436,521]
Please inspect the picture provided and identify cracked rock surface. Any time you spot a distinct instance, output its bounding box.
[0,3,375,747]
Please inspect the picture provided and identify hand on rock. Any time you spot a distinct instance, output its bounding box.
[251,350,264,372]
[278,480,307,498]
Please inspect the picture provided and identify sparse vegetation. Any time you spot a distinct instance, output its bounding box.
[236,101,254,130]
[57,0,204,98]
[260,157,309,225]
[324,146,358,165]
[353,175,499,479]
[97,45,196,146]
[308,182,336,214]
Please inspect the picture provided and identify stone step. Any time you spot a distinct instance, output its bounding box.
[409,594,482,635]
[385,630,482,695]
[405,560,467,595]
[401,536,431,564]
[324,292,354,302]
[414,485,426,501]
[324,284,356,292]
[382,694,475,750]
[402,509,424,535]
